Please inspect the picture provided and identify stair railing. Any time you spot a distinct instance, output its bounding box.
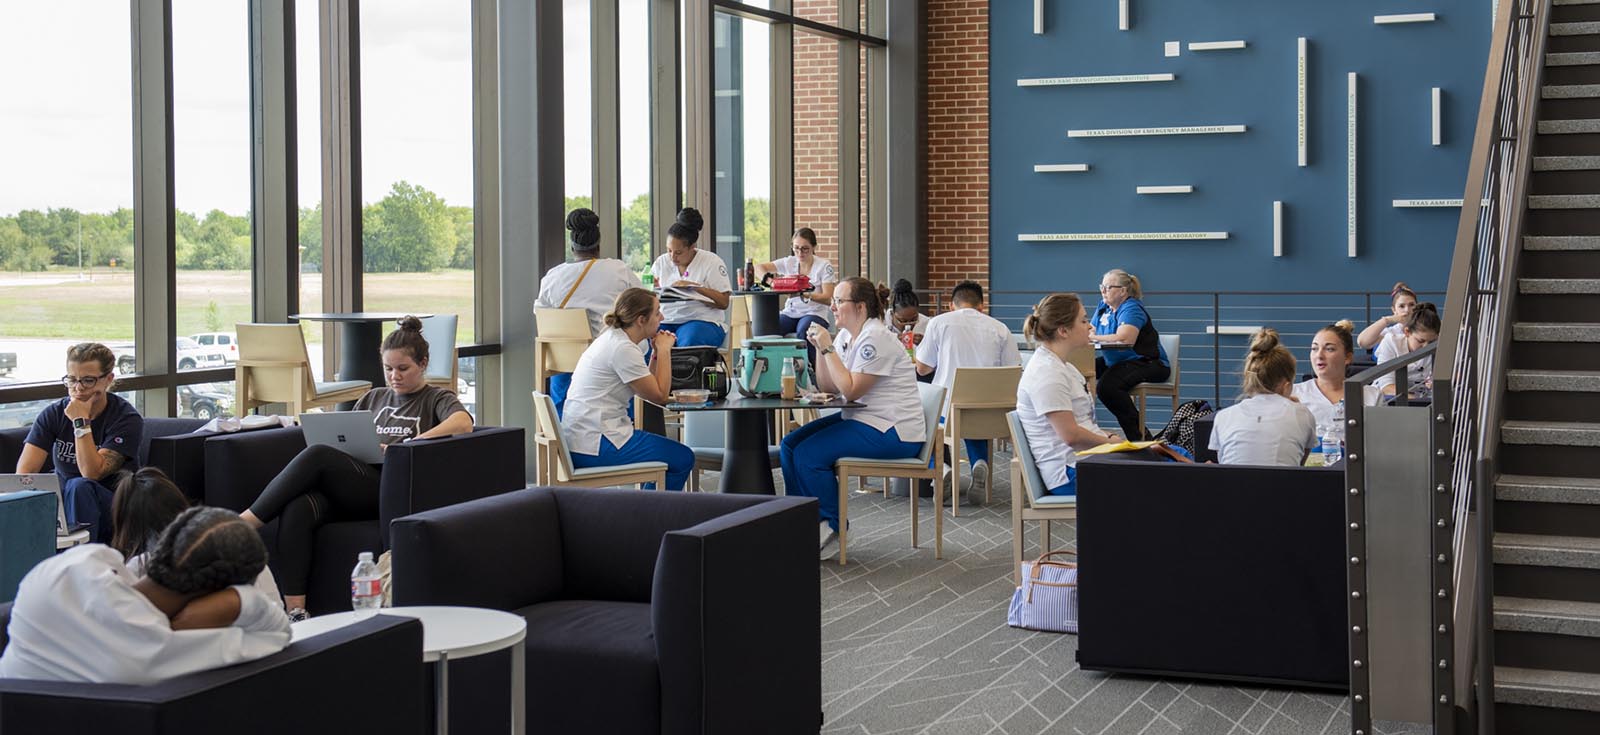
[1432,0,1549,732]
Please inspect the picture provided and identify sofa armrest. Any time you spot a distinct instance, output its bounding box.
[652,496,819,735]
[145,431,216,504]
[390,488,564,611]
[378,426,525,550]
[202,427,307,511]
[0,616,426,735]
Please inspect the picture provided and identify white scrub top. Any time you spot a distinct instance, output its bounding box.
[561,328,653,456]
[0,544,290,685]
[1207,393,1318,467]
[773,255,837,321]
[536,258,643,337]
[916,308,1022,407]
[1372,330,1434,392]
[651,248,732,325]
[1016,347,1100,490]
[1290,379,1381,430]
[835,319,926,443]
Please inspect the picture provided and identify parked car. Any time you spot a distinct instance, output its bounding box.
[112,339,225,373]
[177,382,233,420]
[189,332,239,365]
[0,397,54,430]
[0,352,15,377]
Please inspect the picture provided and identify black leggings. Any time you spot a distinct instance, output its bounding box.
[248,444,381,597]
[1095,357,1172,441]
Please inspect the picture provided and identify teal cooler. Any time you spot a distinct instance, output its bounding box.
[735,337,811,397]
[0,489,56,603]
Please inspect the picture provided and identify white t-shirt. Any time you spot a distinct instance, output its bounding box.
[1016,347,1099,490]
[1290,379,1382,431]
[0,545,290,685]
[536,258,643,337]
[1373,330,1434,392]
[561,328,653,456]
[916,308,1022,407]
[1207,393,1318,467]
[651,248,732,325]
[774,255,837,321]
[835,319,926,443]
[127,551,283,607]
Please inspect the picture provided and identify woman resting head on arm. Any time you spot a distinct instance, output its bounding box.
[112,467,284,604]
[606,287,678,405]
[1375,301,1441,396]
[1358,282,1417,350]
[1207,329,1318,466]
[140,506,274,630]
[1016,294,1121,496]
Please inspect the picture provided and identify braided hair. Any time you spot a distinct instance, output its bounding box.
[142,506,268,595]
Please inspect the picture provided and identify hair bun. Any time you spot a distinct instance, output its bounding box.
[396,315,423,332]
[1334,319,1355,332]
[892,278,914,294]
[674,207,704,233]
[566,208,601,249]
[1249,328,1281,354]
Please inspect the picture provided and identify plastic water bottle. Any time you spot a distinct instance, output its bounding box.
[1312,425,1327,463]
[1324,402,1346,465]
[351,551,381,617]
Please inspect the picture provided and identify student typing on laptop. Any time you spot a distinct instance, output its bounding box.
[14,343,144,544]
[238,316,471,619]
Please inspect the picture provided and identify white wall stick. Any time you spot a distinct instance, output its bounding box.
[1298,38,1308,167]
[1119,0,1130,31]
[1440,86,1452,145]
[1018,73,1175,87]
[1374,13,1437,24]
[1348,72,1359,258]
[1034,0,1044,34]
[1136,185,1194,194]
[1035,164,1091,172]
[1165,41,1181,57]
[1273,201,1284,257]
[1069,125,1246,137]
[1018,232,1229,242]
[1189,40,1247,51]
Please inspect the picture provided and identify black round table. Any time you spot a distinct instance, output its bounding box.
[661,394,862,494]
[290,312,433,390]
[735,290,801,337]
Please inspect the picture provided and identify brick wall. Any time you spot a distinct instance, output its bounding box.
[925,0,989,291]
[793,2,842,265]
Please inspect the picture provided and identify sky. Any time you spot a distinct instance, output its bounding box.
[0,0,771,217]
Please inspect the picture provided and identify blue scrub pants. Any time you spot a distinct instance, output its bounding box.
[64,476,116,544]
[570,431,695,491]
[777,313,829,364]
[662,320,727,348]
[936,417,989,466]
[1047,465,1078,496]
[548,372,574,417]
[780,413,921,530]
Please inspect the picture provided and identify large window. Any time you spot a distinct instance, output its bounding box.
[713,13,773,267]
[0,2,135,387]
[565,0,594,223]
[360,0,476,344]
[619,0,653,276]
[296,0,325,368]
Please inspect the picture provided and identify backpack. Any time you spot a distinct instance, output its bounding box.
[1156,399,1214,456]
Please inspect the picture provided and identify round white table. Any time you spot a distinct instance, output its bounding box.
[55,529,90,551]
[293,606,526,734]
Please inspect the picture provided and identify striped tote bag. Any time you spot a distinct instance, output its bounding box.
[1007,550,1079,633]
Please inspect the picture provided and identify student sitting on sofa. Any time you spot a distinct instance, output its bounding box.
[1015,293,1121,496]
[1209,329,1318,466]
[1291,320,1381,430]
[0,507,290,685]
[113,467,282,606]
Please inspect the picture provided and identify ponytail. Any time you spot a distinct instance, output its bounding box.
[1024,293,1084,346]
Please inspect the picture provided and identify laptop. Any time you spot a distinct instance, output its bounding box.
[299,410,384,464]
[0,473,81,536]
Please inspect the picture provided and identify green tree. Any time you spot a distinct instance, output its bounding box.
[362,181,454,272]
[447,205,473,269]
[180,209,250,269]
[620,194,653,275]
[0,217,51,271]
[298,204,322,271]
[743,197,770,264]
[203,300,223,331]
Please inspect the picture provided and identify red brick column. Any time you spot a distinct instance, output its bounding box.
[925,0,989,292]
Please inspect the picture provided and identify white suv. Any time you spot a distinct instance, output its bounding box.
[190,332,239,365]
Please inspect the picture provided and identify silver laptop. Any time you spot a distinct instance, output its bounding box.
[0,473,73,536]
[299,410,384,463]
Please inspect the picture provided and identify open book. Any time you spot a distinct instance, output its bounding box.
[659,285,714,304]
[1077,439,1163,456]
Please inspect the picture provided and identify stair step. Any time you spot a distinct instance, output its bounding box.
[1535,155,1600,171]
[1503,420,1600,446]
[1525,235,1600,249]
[1549,51,1600,67]
[1515,322,1600,342]
[1497,596,1600,638]
[1499,474,1600,504]
[1521,278,1600,293]
[1546,84,1600,99]
[1496,532,1600,568]
[1540,118,1600,134]
[1507,369,1600,392]
[1554,21,1600,36]
[1528,194,1600,208]
[1497,667,1600,712]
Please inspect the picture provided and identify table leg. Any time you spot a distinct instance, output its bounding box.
[511,641,526,735]
[721,411,776,494]
[337,321,386,406]
[747,293,783,337]
[436,652,450,735]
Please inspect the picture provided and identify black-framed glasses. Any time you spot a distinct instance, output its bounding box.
[831,297,860,306]
[61,373,110,389]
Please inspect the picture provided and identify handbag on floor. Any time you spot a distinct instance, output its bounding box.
[1007,550,1079,634]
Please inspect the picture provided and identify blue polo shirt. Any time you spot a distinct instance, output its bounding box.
[1093,298,1168,368]
[24,394,144,483]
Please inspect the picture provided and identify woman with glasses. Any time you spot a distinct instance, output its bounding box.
[16,343,144,544]
[754,227,837,364]
[783,277,926,560]
[1087,269,1170,440]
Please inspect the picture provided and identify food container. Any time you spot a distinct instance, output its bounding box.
[670,388,712,404]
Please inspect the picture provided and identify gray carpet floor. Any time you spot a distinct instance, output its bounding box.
[699,450,1426,735]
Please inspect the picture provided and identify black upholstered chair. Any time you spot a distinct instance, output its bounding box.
[0,602,427,735]
[390,487,821,735]
[198,425,527,615]
[0,417,207,475]
[1073,457,1348,689]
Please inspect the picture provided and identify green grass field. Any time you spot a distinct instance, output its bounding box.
[0,268,477,344]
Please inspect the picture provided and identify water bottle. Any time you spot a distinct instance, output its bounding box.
[351,551,381,617]
[1324,402,1346,465]
[642,272,655,290]
[1312,425,1327,463]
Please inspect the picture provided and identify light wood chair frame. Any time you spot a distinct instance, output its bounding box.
[943,365,1023,516]
[532,391,667,489]
[832,384,947,565]
[1007,411,1078,585]
[234,323,369,416]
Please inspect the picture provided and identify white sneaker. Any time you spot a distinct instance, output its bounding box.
[969,460,989,504]
[819,527,840,560]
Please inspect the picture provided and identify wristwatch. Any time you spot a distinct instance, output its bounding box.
[72,417,91,439]
[820,346,835,356]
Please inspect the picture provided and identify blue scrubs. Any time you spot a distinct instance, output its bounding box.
[570,432,695,491]
[661,320,727,348]
[780,413,921,530]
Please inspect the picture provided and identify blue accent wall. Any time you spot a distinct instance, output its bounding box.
[988,1,1491,294]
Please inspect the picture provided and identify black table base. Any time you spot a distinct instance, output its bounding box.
[722,411,776,494]
[740,291,789,337]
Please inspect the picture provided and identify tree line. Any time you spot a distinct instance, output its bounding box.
[0,181,773,273]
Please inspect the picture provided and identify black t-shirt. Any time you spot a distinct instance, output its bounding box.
[24,394,144,482]
[352,386,468,445]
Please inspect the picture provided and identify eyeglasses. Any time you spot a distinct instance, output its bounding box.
[61,373,109,389]
[831,297,860,306]
[1098,284,1125,292]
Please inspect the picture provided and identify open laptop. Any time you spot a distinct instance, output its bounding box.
[0,473,81,536]
[299,410,384,464]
